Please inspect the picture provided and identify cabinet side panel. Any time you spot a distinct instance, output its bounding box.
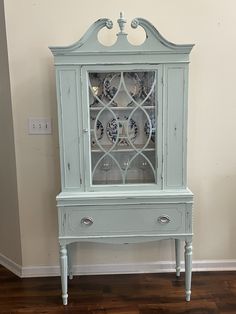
[57,68,81,190]
[164,65,186,188]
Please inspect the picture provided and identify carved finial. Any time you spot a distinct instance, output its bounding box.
[117,11,127,34]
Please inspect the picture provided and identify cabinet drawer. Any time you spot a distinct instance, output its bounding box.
[60,204,187,237]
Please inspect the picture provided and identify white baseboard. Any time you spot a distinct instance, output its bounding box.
[0,252,22,277]
[1,253,236,278]
[21,265,60,278]
[192,259,236,272]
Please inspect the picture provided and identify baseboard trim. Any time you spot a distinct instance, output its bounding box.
[65,260,236,277]
[192,259,236,272]
[1,255,236,278]
[0,253,22,277]
[21,265,60,278]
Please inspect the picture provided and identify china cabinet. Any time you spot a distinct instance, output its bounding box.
[49,13,194,305]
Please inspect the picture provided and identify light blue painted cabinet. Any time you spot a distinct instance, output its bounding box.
[50,13,194,305]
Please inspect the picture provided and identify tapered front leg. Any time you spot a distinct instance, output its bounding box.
[175,239,181,277]
[184,240,192,301]
[60,244,68,305]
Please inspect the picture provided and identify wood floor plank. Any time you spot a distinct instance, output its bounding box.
[0,266,236,313]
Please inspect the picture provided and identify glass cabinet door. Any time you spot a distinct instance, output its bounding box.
[86,69,159,186]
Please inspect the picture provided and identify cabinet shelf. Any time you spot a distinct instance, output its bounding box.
[90,106,155,111]
[91,145,155,153]
[92,178,155,185]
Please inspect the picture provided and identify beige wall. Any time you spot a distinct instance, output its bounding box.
[0,0,22,265]
[2,0,236,268]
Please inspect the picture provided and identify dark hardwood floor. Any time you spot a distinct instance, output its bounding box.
[0,265,236,313]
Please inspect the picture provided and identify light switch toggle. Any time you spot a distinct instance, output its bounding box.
[28,118,52,134]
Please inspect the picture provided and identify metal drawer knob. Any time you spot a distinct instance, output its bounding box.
[157,215,171,224]
[81,217,94,226]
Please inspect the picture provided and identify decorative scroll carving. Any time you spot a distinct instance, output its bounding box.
[131,18,139,29]
[105,19,113,30]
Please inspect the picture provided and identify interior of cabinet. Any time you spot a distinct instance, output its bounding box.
[88,71,157,185]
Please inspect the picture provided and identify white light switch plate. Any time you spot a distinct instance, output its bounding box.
[28,118,52,134]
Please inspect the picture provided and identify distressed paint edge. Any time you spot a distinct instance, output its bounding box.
[164,64,186,189]
[56,67,82,191]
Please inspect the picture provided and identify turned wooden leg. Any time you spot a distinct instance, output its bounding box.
[60,244,68,305]
[184,240,192,301]
[67,244,73,280]
[175,239,181,277]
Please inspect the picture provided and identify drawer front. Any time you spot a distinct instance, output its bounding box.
[60,204,187,237]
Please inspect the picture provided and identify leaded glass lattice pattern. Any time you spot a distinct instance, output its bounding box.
[89,71,157,185]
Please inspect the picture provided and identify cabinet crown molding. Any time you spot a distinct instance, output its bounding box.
[49,14,194,56]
